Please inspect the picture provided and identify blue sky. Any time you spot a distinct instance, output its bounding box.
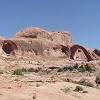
[0,0,100,49]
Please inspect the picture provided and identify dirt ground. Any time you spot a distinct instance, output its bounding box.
[0,55,100,100]
[0,74,100,100]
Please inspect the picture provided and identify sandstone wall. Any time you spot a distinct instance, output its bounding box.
[12,27,72,47]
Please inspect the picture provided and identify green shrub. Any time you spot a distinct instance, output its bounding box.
[13,69,23,76]
[57,67,67,72]
[74,86,83,92]
[95,75,100,84]
[78,65,86,73]
[57,66,74,72]
[62,66,69,72]
[57,64,95,73]
[85,64,95,72]
[67,66,74,71]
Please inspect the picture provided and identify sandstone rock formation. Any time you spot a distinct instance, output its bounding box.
[12,27,72,46]
[93,49,100,57]
[70,45,100,61]
[0,27,100,62]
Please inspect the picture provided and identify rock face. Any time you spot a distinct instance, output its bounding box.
[9,27,71,58]
[51,31,72,47]
[93,49,100,57]
[12,27,72,46]
[0,36,6,56]
[1,27,100,62]
[12,27,50,39]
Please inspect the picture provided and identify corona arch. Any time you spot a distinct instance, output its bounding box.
[70,45,93,61]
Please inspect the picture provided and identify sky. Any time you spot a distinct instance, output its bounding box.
[0,0,100,49]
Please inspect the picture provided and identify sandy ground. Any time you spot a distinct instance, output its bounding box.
[0,55,100,100]
[0,74,99,100]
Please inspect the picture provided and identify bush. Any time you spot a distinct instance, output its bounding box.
[28,68,39,73]
[57,68,63,72]
[74,86,83,92]
[78,65,86,73]
[73,63,79,69]
[85,64,95,72]
[77,78,94,87]
[62,66,69,72]
[67,66,74,71]
[61,87,70,93]
[21,67,27,72]
[57,64,95,73]
[95,75,100,84]
[28,68,35,72]
[57,66,74,72]
[13,69,23,76]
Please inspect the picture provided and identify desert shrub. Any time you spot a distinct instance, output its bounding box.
[95,75,100,84]
[73,63,79,69]
[78,65,86,73]
[67,66,74,71]
[28,68,35,72]
[28,68,39,73]
[57,66,74,72]
[21,67,27,72]
[77,64,95,73]
[85,64,95,72]
[74,86,83,92]
[57,67,68,72]
[61,87,70,93]
[77,78,94,87]
[57,64,95,73]
[13,69,23,76]
[57,68,63,72]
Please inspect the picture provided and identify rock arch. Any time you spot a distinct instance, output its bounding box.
[70,45,93,61]
[2,40,18,54]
